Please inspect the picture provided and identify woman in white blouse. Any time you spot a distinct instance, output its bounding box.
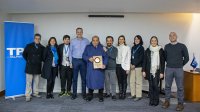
[116,35,131,99]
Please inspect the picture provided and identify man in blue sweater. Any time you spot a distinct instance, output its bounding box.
[162,32,189,111]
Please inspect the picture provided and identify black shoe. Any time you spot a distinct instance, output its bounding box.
[149,100,154,106]
[82,94,87,100]
[112,95,117,101]
[99,97,104,102]
[134,97,142,101]
[86,95,93,102]
[128,95,136,99]
[50,94,54,99]
[71,94,77,100]
[153,100,159,106]
[122,93,126,100]
[119,93,123,99]
[104,93,111,98]
[46,93,51,99]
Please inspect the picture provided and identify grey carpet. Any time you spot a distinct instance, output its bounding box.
[0,93,200,112]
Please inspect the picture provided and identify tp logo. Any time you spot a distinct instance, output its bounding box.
[6,48,24,58]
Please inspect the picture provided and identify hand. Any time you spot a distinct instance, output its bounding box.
[126,70,130,74]
[142,72,146,78]
[102,65,106,69]
[89,57,94,62]
[103,47,107,52]
[130,64,135,70]
[160,73,164,79]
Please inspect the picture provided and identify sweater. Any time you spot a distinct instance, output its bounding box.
[105,46,118,70]
[164,43,189,68]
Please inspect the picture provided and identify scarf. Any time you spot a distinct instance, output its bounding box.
[51,46,58,65]
[149,45,161,77]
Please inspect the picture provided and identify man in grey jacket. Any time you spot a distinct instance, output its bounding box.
[103,36,118,100]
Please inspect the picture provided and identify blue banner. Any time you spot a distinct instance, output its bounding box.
[4,22,34,98]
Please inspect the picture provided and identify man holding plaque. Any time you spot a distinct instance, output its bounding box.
[83,35,108,102]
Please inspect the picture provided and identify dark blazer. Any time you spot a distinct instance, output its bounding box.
[41,46,59,79]
[131,44,144,68]
[142,48,165,80]
[22,42,44,74]
[58,43,70,66]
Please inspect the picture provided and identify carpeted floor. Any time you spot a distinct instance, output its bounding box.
[0,93,199,112]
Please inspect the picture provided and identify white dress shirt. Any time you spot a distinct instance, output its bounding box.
[62,45,70,66]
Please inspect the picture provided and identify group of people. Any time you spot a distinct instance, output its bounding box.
[22,27,189,111]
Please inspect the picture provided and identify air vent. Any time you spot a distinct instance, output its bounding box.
[88,15,124,18]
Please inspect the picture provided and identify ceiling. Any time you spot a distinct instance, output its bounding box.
[0,0,200,13]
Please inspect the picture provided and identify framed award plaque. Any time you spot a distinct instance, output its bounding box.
[93,56,103,69]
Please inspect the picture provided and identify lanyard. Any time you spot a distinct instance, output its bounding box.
[132,45,140,56]
[108,46,113,53]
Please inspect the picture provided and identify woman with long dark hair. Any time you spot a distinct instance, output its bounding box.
[129,35,144,101]
[116,35,131,99]
[142,36,165,106]
[42,37,59,99]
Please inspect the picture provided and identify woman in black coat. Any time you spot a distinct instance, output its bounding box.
[42,37,59,99]
[142,36,165,106]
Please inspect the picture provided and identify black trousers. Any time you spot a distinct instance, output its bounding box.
[47,67,57,94]
[116,64,128,94]
[148,74,160,103]
[60,65,73,92]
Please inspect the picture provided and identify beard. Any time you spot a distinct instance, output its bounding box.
[107,43,112,47]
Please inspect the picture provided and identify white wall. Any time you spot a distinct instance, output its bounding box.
[0,12,9,92]
[8,13,200,92]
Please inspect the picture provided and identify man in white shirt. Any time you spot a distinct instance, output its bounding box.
[58,35,73,97]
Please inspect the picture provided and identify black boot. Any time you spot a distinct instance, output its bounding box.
[50,91,54,99]
[118,84,123,99]
[122,92,126,100]
[149,92,154,106]
[46,93,51,99]
[86,89,93,102]
[86,94,93,102]
[122,83,127,100]
[153,99,159,106]
[149,98,154,106]
[99,89,104,102]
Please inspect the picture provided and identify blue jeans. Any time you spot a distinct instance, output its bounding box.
[165,67,184,104]
[72,58,86,95]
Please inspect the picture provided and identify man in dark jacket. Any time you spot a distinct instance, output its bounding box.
[58,35,73,97]
[23,33,44,102]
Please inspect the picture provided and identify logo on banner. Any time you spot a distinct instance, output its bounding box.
[6,48,24,58]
